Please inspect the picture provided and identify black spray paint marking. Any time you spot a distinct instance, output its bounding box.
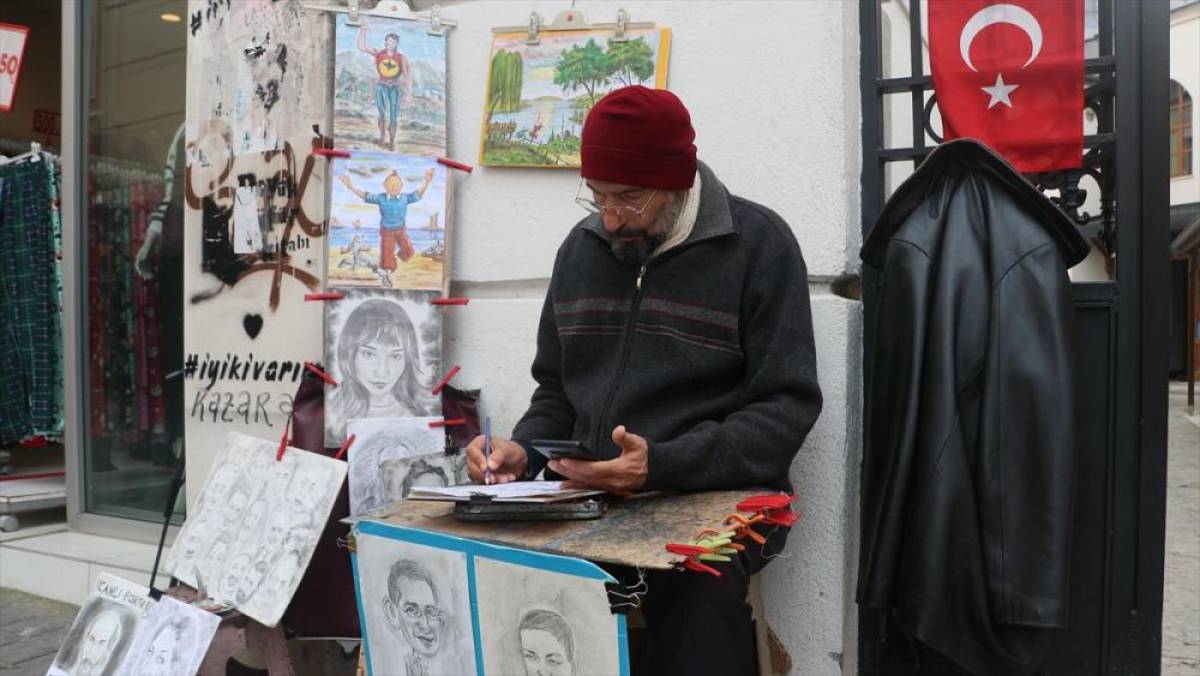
[189,389,294,427]
[190,0,232,36]
[185,352,306,390]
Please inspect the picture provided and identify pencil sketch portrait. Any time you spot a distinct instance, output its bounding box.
[164,431,347,627]
[475,558,619,676]
[346,416,443,516]
[380,452,467,499]
[356,532,475,676]
[325,288,442,446]
[116,595,220,676]
[49,574,150,676]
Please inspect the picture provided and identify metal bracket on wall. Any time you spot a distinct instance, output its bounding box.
[496,6,653,44]
[301,0,457,34]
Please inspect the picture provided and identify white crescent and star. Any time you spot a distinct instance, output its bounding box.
[958,3,1045,110]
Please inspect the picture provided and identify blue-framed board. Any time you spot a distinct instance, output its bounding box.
[351,519,630,676]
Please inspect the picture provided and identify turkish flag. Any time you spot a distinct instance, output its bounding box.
[929,0,1083,173]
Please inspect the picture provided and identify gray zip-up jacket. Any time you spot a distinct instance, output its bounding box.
[511,163,822,492]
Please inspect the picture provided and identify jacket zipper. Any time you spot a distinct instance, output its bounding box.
[594,263,648,456]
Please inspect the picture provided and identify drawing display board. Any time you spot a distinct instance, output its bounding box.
[480,26,671,167]
[352,521,629,676]
[164,431,347,626]
[48,573,220,676]
[324,289,442,446]
[333,14,447,155]
[327,154,450,293]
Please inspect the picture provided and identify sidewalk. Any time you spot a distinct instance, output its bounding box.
[1163,382,1200,674]
[0,588,78,676]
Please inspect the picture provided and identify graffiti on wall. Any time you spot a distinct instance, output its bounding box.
[184,0,332,500]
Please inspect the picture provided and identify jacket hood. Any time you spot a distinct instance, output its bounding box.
[861,139,1090,269]
[580,161,736,247]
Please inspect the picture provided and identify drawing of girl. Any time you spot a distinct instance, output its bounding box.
[329,299,437,441]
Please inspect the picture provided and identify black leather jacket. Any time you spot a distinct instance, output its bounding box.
[857,140,1089,675]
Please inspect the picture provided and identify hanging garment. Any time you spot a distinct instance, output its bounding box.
[857,139,1089,675]
[0,156,65,444]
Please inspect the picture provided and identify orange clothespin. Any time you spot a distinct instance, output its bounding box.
[431,365,461,395]
[305,362,339,387]
[335,434,356,461]
[276,416,292,461]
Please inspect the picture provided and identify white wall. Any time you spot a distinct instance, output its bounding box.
[1171,3,1200,206]
[185,1,863,672]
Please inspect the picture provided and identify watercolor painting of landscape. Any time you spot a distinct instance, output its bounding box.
[334,14,447,155]
[480,27,671,168]
[327,153,450,293]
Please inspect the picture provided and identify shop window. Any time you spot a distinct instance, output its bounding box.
[81,0,187,522]
[1170,80,1193,178]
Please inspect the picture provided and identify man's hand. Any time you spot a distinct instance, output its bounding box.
[466,435,529,485]
[550,426,648,495]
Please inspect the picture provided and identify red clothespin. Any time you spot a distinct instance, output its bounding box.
[305,291,345,302]
[681,558,723,577]
[305,362,339,387]
[431,365,461,395]
[736,494,795,512]
[314,148,352,158]
[437,157,474,173]
[429,418,467,428]
[276,416,292,461]
[431,297,470,306]
[737,493,800,527]
[334,434,356,461]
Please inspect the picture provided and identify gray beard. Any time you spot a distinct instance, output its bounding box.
[609,193,683,266]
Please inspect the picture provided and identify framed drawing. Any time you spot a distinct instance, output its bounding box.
[479,27,671,168]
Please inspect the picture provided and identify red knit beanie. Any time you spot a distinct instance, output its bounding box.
[581,86,697,190]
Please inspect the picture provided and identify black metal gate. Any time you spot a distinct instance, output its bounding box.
[858,0,1170,673]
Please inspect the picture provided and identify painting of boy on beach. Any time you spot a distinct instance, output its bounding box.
[480,27,671,168]
[327,153,450,293]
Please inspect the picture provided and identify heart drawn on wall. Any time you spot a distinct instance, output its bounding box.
[243,314,264,339]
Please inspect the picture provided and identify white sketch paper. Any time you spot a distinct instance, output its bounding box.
[356,533,476,676]
[325,289,442,446]
[163,431,347,626]
[115,595,221,676]
[48,573,153,676]
[346,416,444,516]
[475,558,619,676]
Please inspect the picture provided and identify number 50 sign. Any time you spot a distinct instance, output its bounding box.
[0,23,30,113]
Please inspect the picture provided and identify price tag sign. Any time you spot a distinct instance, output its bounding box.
[0,23,31,113]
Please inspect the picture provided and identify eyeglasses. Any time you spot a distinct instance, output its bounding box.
[402,602,445,625]
[575,182,658,217]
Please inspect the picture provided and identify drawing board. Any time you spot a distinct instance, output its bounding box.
[48,574,153,676]
[351,520,629,676]
[164,430,347,626]
[115,594,221,676]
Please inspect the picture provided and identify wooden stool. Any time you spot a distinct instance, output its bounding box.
[164,585,296,676]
